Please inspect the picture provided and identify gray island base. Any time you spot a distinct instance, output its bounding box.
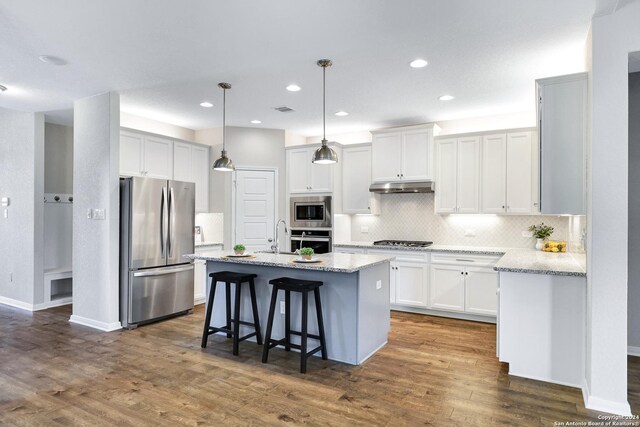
[186,251,393,365]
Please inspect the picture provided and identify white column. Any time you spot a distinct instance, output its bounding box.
[70,92,121,331]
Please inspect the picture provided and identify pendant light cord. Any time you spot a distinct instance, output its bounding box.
[322,65,326,143]
[222,87,226,152]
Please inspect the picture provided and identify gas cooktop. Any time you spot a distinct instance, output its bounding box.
[373,240,433,248]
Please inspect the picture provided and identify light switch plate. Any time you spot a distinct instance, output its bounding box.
[1,197,9,207]
[522,230,533,238]
[86,209,93,219]
[93,209,105,220]
[376,280,382,290]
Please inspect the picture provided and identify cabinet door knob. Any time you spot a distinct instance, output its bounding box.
[460,271,464,275]
[502,205,505,209]
[465,272,469,275]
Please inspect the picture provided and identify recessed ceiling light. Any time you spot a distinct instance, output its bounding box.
[0,85,7,92]
[250,120,262,124]
[286,84,301,92]
[38,55,67,66]
[409,59,428,68]
[334,111,349,117]
[200,101,213,108]
[439,95,455,101]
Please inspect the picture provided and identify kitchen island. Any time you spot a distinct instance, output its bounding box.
[185,251,393,365]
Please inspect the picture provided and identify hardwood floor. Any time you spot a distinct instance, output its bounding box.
[0,305,638,426]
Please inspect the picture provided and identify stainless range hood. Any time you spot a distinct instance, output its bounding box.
[369,181,434,194]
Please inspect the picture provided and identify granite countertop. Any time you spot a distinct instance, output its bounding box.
[493,248,586,277]
[185,250,394,273]
[195,241,224,248]
[334,242,507,256]
[333,242,587,277]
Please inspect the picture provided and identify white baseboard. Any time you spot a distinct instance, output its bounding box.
[69,315,122,332]
[33,298,72,311]
[628,346,640,357]
[508,370,581,389]
[194,294,206,305]
[582,379,632,416]
[0,296,35,311]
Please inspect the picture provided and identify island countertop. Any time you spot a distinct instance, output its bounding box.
[185,250,394,274]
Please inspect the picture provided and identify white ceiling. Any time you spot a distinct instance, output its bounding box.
[0,0,594,135]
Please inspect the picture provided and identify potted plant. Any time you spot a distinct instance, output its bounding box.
[528,223,555,250]
[299,247,315,260]
[233,244,246,255]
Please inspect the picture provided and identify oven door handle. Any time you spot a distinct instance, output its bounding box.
[290,237,331,242]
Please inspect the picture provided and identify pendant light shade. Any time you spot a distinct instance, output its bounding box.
[213,82,235,172]
[312,59,338,164]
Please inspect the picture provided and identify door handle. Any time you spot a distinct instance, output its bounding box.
[134,264,194,278]
[168,187,175,257]
[161,187,168,257]
[268,238,273,243]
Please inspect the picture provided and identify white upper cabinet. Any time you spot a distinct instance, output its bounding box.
[173,141,210,212]
[537,73,587,215]
[143,135,173,179]
[481,131,535,214]
[505,132,533,214]
[342,145,380,214]
[286,146,333,194]
[456,136,480,213]
[120,131,144,177]
[435,136,480,214]
[120,130,172,178]
[371,124,437,183]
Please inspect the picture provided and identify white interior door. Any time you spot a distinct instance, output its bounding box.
[234,169,276,252]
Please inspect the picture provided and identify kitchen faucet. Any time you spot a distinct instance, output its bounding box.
[272,219,288,254]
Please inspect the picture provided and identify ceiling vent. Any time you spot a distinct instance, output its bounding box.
[274,106,295,113]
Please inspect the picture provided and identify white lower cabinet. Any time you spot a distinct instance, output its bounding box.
[391,261,429,308]
[429,264,465,311]
[464,266,499,316]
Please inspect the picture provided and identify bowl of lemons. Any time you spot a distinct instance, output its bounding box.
[543,241,567,253]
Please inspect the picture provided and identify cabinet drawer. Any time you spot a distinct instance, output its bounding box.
[431,252,501,267]
[333,247,367,254]
[367,249,428,263]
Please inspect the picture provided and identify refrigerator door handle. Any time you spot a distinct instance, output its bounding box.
[168,186,175,257]
[133,264,194,278]
[161,187,168,257]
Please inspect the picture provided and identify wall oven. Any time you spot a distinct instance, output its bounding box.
[290,196,332,229]
[290,229,332,254]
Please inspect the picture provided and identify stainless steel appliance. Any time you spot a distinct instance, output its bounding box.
[369,181,434,194]
[290,229,332,254]
[119,177,195,329]
[373,240,433,248]
[290,196,332,229]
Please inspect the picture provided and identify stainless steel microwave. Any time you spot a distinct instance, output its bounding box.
[290,196,332,228]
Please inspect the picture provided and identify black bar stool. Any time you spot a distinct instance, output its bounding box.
[262,277,327,373]
[201,271,262,356]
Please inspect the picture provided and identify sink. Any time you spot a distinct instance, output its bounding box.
[258,250,298,255]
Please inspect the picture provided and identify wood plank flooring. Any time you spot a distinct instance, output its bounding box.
[0,304,638,426]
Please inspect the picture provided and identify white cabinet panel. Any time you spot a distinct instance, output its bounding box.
[482,134,507,213]
[402,129,432,181]
[456,136,480,213]
[144,135,173,179]
[191,145,210,213]
[287,147,333,194]
[173,141,192,182]
[120,131,144,176]
[429,264,465,312]
[435,139,458,213]
[464,266,498,316]
[394,261,428,308]
[506,132,533,214]
[372,132,402,182]
[342,145,378,214]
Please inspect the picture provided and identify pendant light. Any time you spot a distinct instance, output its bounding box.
[212,82,235,172]
[312,59,338,164]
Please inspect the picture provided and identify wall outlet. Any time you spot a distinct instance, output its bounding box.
[522,230,534,238]
[376,280,382,290]
[86,208,93,219]
[360,226,369,233]
[464,229,476,237]
[280,301,286,314]
[3,209,7,219]
[9,272,12,282]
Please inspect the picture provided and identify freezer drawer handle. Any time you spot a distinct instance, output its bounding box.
[455,258,475,262]
[133,265,194,278]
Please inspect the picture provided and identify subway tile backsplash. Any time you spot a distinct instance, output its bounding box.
[346,193,582,249]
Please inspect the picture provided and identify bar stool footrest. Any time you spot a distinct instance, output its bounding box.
[289,330,321,340]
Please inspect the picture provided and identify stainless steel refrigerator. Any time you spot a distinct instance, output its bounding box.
[119,176,195,329]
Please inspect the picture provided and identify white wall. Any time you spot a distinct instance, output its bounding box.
[0,108,45,309]
[436,111,535,135]
[121,111,195,142]
[585,2,640,415]
[305,130,372,146]
[628,71,640,351]
[71,92,121,331]
[44,123,73,194]
[195,126,287,248]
